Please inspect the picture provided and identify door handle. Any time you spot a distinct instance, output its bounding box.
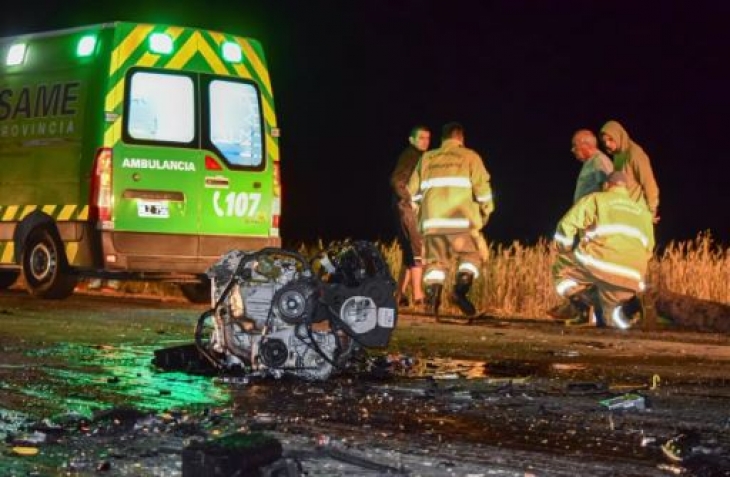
[205,176,229,188]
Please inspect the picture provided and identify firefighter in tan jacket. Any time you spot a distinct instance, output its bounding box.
[552,171,655,328]
[407,122,494,316]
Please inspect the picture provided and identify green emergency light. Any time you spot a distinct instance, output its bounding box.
[149,33,173,54]
[76,35,97,57]
[222,41,242,63]
[6,43,26,66]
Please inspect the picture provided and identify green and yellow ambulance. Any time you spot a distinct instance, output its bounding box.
[0,22,281,300]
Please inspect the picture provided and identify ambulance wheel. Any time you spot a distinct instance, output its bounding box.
[22,227,77,299]
[180,278,211,304]
[0,270,20,290]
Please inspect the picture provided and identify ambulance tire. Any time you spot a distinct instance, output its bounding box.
[0,270,20,290]
[21,227,78,299]
[180,279,212,304]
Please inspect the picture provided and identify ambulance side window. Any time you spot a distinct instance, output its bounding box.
[208,79,264,168]
[126,71,195,143]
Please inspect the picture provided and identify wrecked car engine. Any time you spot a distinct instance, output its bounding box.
[195,241,397,381]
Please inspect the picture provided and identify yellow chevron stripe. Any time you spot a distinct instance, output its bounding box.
[104,78,125,113]
[266,135,279,161]
[42,205,57,215]
[76,206,89,221]
[232,62,253,79]
[20,205,37,219]
[138,51,161,67]
[2,205,19,221]
[164,31,197,70]
[104,120,122,147]
[238,39,272,94]
[165,26,185,40]
[58,205,77,221]
[65,242,79,263]
[261,99,276,129]
[1,243,14,263]
[110,24,155,76]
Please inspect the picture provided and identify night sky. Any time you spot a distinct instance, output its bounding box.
[5,1,729,247]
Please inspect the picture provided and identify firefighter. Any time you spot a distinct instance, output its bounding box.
[548,129,614,320]
[552,171,655,328]
[407,122,494,317]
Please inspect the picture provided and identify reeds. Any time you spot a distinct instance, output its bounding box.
[71,232,727,316]
[380,231,729,318]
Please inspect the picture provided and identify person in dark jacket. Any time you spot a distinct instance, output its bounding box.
[390,125,430,308]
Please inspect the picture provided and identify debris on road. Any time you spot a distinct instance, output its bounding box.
[599,393,647,411]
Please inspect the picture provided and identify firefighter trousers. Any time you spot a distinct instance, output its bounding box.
[423,232,482,285]
[552,253,636,327]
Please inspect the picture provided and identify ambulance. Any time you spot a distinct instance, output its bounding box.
[0,22,282,300]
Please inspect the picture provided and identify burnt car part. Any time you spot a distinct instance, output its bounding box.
[194,242,397,381]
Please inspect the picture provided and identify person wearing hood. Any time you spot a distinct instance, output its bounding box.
[600,120,660,222]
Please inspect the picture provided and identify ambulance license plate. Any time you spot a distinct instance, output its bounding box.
[137,200,169,218]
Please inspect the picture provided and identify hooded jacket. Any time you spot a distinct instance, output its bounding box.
[407,139,493,235]
[600,121,660,216]
[554,185,655,292]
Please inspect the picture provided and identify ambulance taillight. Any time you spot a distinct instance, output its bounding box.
[272,161,281,236]
[90,148,113,228]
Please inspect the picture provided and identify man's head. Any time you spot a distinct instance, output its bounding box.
[441,122,465,144]
[571,129,598,162]
[409,125,431,152]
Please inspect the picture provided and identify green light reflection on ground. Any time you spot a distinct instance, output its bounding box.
[20,342,230,416]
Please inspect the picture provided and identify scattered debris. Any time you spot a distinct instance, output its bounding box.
[565,381,608,395]
[182,431,283,475]
[599,393,647,411]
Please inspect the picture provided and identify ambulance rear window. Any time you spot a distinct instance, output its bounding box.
[208,80,263,168]
[126,71,195,143]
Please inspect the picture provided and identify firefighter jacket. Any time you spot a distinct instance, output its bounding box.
[554,185,655,292]
[407,139,493,235]
[600,120,660,216]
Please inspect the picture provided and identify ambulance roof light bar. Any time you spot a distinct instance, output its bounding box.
[149,33,173,54]
[6,43,26,66]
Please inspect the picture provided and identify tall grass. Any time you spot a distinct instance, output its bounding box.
[59,232,726,317]
[380,232,729,318]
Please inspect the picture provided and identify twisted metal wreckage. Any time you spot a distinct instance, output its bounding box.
[194,241,398,381]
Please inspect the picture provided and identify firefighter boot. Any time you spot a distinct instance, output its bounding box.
[425,284,442,316]
[451,272,477,317]
[564,295,591,326]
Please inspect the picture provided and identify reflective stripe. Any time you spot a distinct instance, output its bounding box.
[585,224,649,248]
[424,269,446,283]
[575,250,642,283]
[611,306,631,330]
[553,232,573,248]
[420,177,471,190]
[458,262,480,278]
[423,218,470,229]
[555,279,579,297]
[477,193,493,203]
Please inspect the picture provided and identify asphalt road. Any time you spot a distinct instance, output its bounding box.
[1,289,730,476]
